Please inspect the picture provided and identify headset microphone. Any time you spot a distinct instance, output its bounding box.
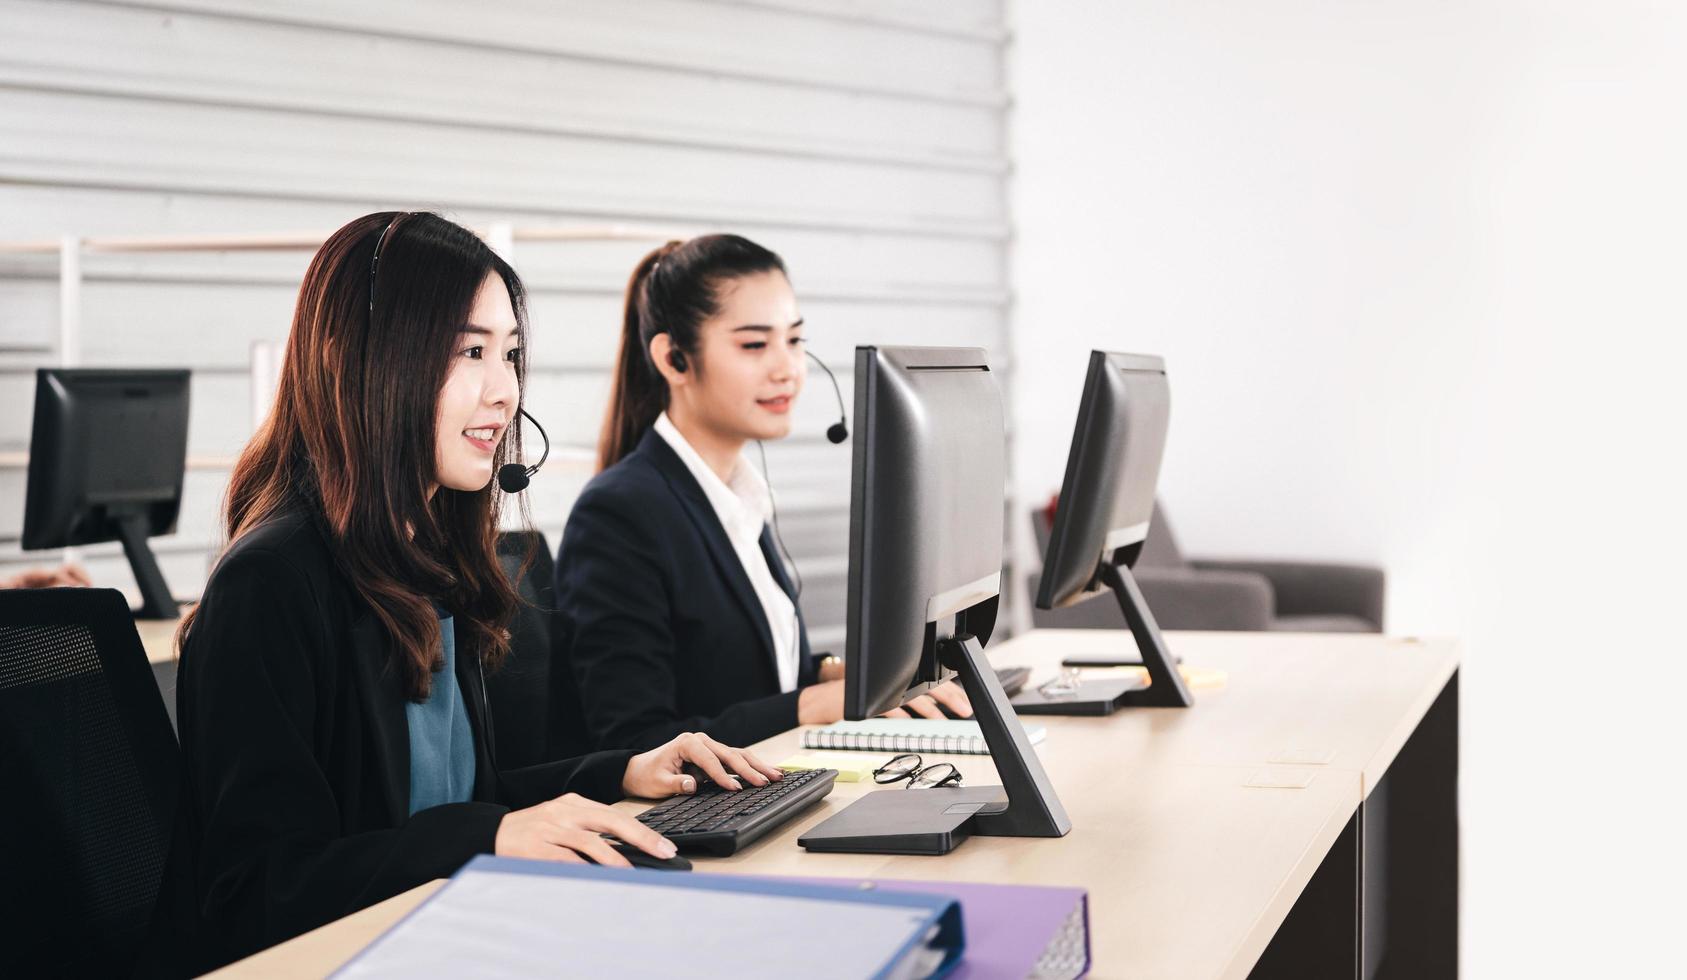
[761,350,850,606]
[496,407,551,493]
[805,350,849,444]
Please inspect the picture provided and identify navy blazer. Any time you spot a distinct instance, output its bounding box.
[554,429,820,754]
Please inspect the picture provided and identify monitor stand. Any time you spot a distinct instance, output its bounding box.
[797,633,1072,856]
[1098,562,1194,708]
[115,511,177,620]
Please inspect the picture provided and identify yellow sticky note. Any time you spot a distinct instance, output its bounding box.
[1095,664,1228,690]
[780,752,880,783]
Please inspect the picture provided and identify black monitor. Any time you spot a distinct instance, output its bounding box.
[1036,351,1192,708]
[21,368,191,619]
[840,346,1006,720]
[799,346,1071,856]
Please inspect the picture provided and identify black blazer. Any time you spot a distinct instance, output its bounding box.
[155,510,634,973]
[554,430,820,754]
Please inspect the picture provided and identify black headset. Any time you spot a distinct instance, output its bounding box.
[805,350,849,445]
[495,409,550,493]
[662,331,850,601]
[367,213,552,496]
[666,344,846,444]
[763,349,850,600]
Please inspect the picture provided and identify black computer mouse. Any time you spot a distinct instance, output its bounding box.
[601,841,692,872]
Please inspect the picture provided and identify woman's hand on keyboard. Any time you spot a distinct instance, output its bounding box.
[880,680,973,720]
[622,731,785,799]
[798,678,975,724]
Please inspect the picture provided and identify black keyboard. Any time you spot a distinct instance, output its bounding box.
[996,665,1032,697]
[931,666,1035,718]
[636,767,838,856]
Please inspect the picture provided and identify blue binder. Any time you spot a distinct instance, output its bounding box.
[335,855,965,979]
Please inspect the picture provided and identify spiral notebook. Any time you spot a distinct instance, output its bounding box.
[802,719,1046,756]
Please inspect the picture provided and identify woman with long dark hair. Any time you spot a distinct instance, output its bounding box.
[553,234,971,756]
[160,214,780,973]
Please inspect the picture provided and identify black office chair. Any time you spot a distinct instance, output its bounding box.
[0,588,180,977]
[490,531,590,768]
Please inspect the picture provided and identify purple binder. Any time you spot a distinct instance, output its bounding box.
[735,875,1090,979]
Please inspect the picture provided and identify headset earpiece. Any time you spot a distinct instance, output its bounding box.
[669,349,688,373]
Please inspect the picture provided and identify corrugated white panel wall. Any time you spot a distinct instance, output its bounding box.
[0,0,1012,649]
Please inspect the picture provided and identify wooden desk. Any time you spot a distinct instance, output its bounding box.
[205,883,446,979]
[210,630,1460,979]
[987,629,1461,795]
[136,615,183,665]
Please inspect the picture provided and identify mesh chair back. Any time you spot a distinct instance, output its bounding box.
[0,587,179,976]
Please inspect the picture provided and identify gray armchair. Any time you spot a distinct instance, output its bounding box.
[1028,502,1384,633]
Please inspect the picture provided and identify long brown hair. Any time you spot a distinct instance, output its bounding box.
[597,234,787,470]
[182,212,528,700]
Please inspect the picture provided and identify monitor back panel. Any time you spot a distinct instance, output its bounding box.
[1037,352,1170,610]
[844,346,1004,718]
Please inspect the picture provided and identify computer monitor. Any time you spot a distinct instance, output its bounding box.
[800,346,1071,856]
[1036,351,1192,708]
[21,368,191,619]
[840,346,1005,720]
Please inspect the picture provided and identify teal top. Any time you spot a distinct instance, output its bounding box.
[404,612,477,815]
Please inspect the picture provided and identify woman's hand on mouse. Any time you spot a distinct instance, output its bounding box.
[494,793,673,868]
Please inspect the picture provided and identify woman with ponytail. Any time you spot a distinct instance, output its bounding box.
[553,235,972,756]
[155,214,782,974]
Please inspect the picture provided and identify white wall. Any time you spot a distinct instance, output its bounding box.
[0,0,1014,648]
[1011,1,1686,974]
